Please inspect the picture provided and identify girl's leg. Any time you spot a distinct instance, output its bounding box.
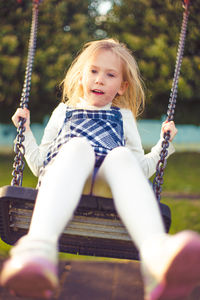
[96,146,165,249]
[96,147,200,300]
[0,137,95,298]
[28,137,95,245]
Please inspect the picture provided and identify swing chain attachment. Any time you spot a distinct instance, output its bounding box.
[33,0,43,7]
[11,1,42,187]
[182,0,190,9]
[153,2,190,201]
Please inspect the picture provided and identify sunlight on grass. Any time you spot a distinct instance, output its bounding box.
[1,152,200,192]
[163,198,200,234]
[162,152,200,194]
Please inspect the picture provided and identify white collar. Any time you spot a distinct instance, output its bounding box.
[76,98,111,110]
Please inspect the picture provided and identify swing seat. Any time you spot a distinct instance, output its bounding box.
[0,185,171,260]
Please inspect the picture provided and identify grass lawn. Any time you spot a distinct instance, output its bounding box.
[163,199,200,234]
[0,151,199,259]
[161,152,200,194]
[1,151,199,192]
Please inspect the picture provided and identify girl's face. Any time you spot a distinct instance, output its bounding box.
[80,49,127,107]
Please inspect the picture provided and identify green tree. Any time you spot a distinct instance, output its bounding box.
[0,0,97,123]
[1,0,199,124]
[99,0,200,124]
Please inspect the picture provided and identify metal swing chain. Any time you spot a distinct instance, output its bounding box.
[11,0,43,187]
[153,0,190,201]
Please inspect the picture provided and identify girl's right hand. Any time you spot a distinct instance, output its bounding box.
[12,107,30,131]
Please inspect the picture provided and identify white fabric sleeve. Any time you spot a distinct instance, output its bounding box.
[121,109,175,178]
[23,102,66,177]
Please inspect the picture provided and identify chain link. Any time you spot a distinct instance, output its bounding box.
[153,3,190,201]
[11,1,42,186]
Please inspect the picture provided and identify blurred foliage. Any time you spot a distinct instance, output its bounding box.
[100,0,200,124]
[0,0,200,124]
[0,0,98,122]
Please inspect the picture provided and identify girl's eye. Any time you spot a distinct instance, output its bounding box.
[91,69,97,74]
[108,73,115,78]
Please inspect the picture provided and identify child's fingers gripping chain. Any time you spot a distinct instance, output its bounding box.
[162,120,178,141]
[12,108,30,129]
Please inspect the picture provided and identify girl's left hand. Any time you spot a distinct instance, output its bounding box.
[161,120,178,142]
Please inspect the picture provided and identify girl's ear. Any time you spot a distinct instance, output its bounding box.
[118,81,128,96]
[78,73,84,98]
[78,75,82,86]
[77,71,83,86]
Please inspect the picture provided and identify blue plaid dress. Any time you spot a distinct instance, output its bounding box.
[38,107,125,186]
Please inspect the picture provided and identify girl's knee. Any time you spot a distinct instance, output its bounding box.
[102,147,142,176]
[59,137,95,164]
[106,146,137,164]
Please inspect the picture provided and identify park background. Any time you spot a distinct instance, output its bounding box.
[0,0,200,259]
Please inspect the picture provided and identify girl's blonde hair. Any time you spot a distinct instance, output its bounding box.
[61,38,145,118]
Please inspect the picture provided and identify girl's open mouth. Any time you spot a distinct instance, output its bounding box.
[92,89,104,95]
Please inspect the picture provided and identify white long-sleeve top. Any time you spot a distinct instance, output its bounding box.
[23,101,175,179]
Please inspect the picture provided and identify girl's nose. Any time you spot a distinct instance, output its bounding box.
[95,74,104,85]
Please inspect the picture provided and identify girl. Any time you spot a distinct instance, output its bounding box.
[1,39,200,300]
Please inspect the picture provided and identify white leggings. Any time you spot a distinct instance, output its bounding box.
[28,137,165,252]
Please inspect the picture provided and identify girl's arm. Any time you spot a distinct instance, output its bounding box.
[11,103,66,177]
[121,109,176,179]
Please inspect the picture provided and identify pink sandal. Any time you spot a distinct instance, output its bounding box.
[142,231,200,300]
[0,255,59,299]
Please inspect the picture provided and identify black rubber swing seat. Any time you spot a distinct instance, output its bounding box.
[0,185,171,260]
